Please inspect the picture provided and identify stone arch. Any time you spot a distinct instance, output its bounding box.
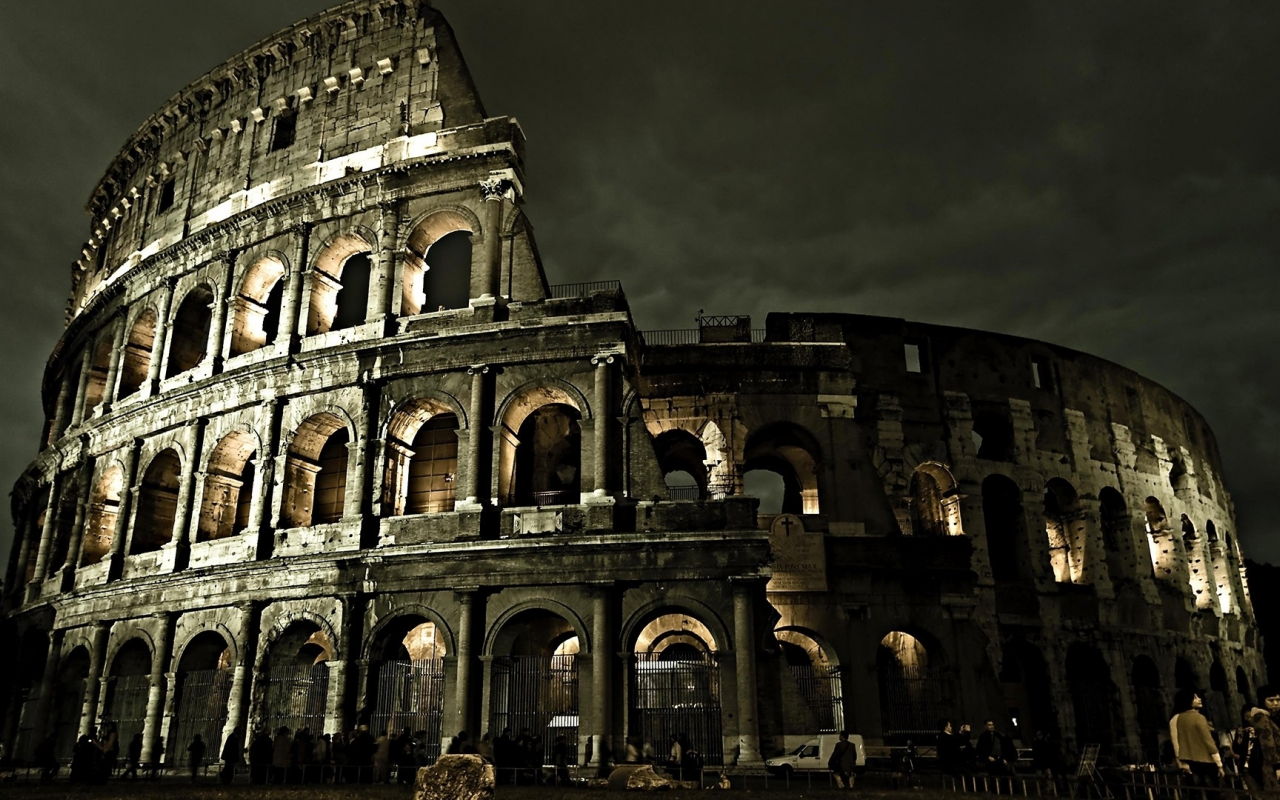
[1000,638,1057,740]
[165,282,216,378]
[170,628,234,764]
[118,306,158,398]
[364,608,451,751]
[82,464,124,566]
[620,596,732,655]
[496,381,590,506]
[485,599,591,657]
[306,230,376,335]
[45,472,82,577]
[256,613,336,736]
[403,207,479,316]
[363,604,456,661]
[743,422,822,515]
[103,636,154,748]
[282,411,354,528]
[1044,477,1087,584]
[53,645,91,758]
[171,623,239,671]
[82,332,114,414]
[258,609,341,669]
[131,448,182,554]
[230,253,288,356]
[983,474,1027,583]
[775,626,846,732]
[198,429,260,541]
[1065,643,1119,751]
[654,428,708,499]
[908,461,963,536]
[384,396,461,516]
[1131,655,1164,763]
[877,628,949,741]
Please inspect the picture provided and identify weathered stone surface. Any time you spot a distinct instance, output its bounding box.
[608,764,673,791]
[414,755,495,800]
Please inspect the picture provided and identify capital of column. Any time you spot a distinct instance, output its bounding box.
[467,365,490,376]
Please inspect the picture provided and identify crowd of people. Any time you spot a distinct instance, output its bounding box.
[241,724,435,785]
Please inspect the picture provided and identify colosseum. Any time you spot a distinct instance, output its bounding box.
[1,0,1267,774]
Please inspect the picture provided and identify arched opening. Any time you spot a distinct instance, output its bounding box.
[103,638,153,753]
[743,470,786,515]
[46,476,81,578]
[403,211,475,316]
[132,449,181,554]
[165,283,215,378]
[1175,658,1200,692]
[171,632,232,770]
[490,609,581,768]
[514,405,582,506]
[909,463,963,536]
[384,401,459,516]
[971,405,1015,461]
[282,414,350,528]
[1066,644,1117,751]
[198,431,257,541]
[118,309,157,399]
[230,257,286,356]
[260,621,332,737]
[307,236,373,335]
[82,336,114,415]
[1044,478,1087,584]
[744,423,821,515]
[775,628,844,732]
[654,429,708,501]
[999,639,1056,742]
[53,646,91,760]
[630,611,723,766]
[1144,496,1175,579]
[982,475,1026,582]
[367,617,446,759]
[1099,488,1130,581]
[82,466,123,566]
[10,629,50,761]
[1131,656,1164,763]
[1208,521,1235,614]
[1207,659,1231,729]
[877,631,946,743]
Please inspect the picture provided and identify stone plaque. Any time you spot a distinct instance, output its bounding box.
[513,510,563,536]
[768,514,828,592]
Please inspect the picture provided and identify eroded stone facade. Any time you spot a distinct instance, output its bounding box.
[1,0,1265,770]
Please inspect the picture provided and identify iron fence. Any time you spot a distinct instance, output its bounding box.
[789,664,845,732]
[490,655,579,766]
[260,663,329,737]
[371,658,445,760]
[879,664,946,739]
[103,674,150,751]
[548,280,622,299]
[170,668,233,765]
[631,652,724,766]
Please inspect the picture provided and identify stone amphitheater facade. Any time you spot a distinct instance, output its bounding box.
[1,0,1266,771]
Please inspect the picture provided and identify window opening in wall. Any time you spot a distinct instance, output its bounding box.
[132,449,181,555]
[1032,360,1043,389]
[270,113,297,152]
[405,413,459,515]
[313,429,350,524]
[165,284,215,378]
[983,475,1025,582]
[422,230,472,312]
[904,343,922,373]
[331,254,372,331]
[971,405,1015,461]
[230,258,287,356]
[655,429,710,502]
[157,177,176,213]
[513,404,581,506]
[743,423,822,515]
[743,470,785,515]
[118,310,157,398]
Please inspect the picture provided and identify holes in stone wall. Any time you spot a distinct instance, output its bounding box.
[744,423,821,515]
[198,431,257,542]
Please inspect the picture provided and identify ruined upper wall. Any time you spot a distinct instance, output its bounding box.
[71,0,488,321]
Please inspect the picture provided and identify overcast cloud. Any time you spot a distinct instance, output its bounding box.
[1,1,1277,569]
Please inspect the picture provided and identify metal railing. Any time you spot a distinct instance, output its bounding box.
[640,329,768,346]
[548,280,622,299]
[665,486,702,501]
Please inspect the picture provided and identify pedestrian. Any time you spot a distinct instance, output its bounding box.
[1248,685,1280,792]
[220,725,244,785]
[98,723,119,781]
[976,719,1016,792]
[828,730,857,788]
[373,728,392,783]
[122,733,143,780]
[394,728,415,784]
[1172,689,1225,786]
[476,731,493,762]
[552,733,571,785]
[271,726,293,784]
[937,720,967,778]
[35,733,58,783]
[249,728,272,784]
[70,734,99,784]
[667,734,684,779]
[187,733,206,782]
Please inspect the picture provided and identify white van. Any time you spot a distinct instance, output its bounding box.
[764,734,866,776]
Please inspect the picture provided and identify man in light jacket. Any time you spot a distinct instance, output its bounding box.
[1173,690,1224,785]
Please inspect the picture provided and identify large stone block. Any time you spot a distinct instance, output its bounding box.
[413,754,495,800]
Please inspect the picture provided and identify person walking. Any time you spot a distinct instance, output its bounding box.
[122,733,143,780]
[1248,685,1280,792]
[249,728,272,784]
[373,729,392,783]
[828,730,857,788]
[667,734,683,780]
[1172,689,1225,786]
[187,733,206,782]
[271,726,293,784]
[937,720,967,778]
[551,733,571,786]
[220,726,244,785]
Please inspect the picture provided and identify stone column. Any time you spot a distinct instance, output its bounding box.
[590,355,614,497]
[141,612,174,764]
[80,621,111,737]
[68,347,95,429]
[221,601,261,758]
[9,513,36,602]
[462,366,489,506]
[62,459,97,585]
[32,628,65,743]
[454,590,479,736]
[328,594,363,734]
[278,224,311,354]
[732,580,761,764]
[473,177,511,301]
[101,314,127,413]
[208,251,237,373]
[588,585,614,767]
[344,382,379,523]
[49,368,77,443]
[29,473,62,592]
[107,440,141,581]
[172,419,206,570]
[145,279,175,394]
[370,203,399,328]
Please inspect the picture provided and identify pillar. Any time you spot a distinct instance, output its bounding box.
[591,355,614,497]
[29,473,62,593]
[141,612,174,764]
[31,628,65,743]
[732,580,761,764]
[454,590,479,736]
[80,621,111,737]
[278,224,311,354]
[100,314,127,414]
[221,602,261,756]
[370,203,399,327]
[62,459,96,585]
[462,366,488,506]
[68,347,95,428]
[473,178,508,300]
[344,382,379,522]
[208,251,237,373]
[145,279,175,393]
[328,594,363,734]
[49,367,77,443]
[172,419,206,570]
[107,440,141,580]
[10,513,36,603]
[588,585,614,767]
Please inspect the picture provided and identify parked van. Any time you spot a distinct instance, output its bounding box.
[764,734,866,776]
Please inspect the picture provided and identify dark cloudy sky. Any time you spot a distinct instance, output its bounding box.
[2,1,1279,570]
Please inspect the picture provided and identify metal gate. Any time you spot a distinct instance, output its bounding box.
[631,652,724,766]
[261,663,329,735]
[1070,679,1114,749]
[54,679,86,760]
[879,665,946,739]
[790,664,845,732]
[1133,686,1166,764]
[371,659,445,760]
[104,674,151,752]
[490,655,578,766]
[170,668,233,765]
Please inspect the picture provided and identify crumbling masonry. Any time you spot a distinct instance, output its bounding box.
[1,0,1266,770]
